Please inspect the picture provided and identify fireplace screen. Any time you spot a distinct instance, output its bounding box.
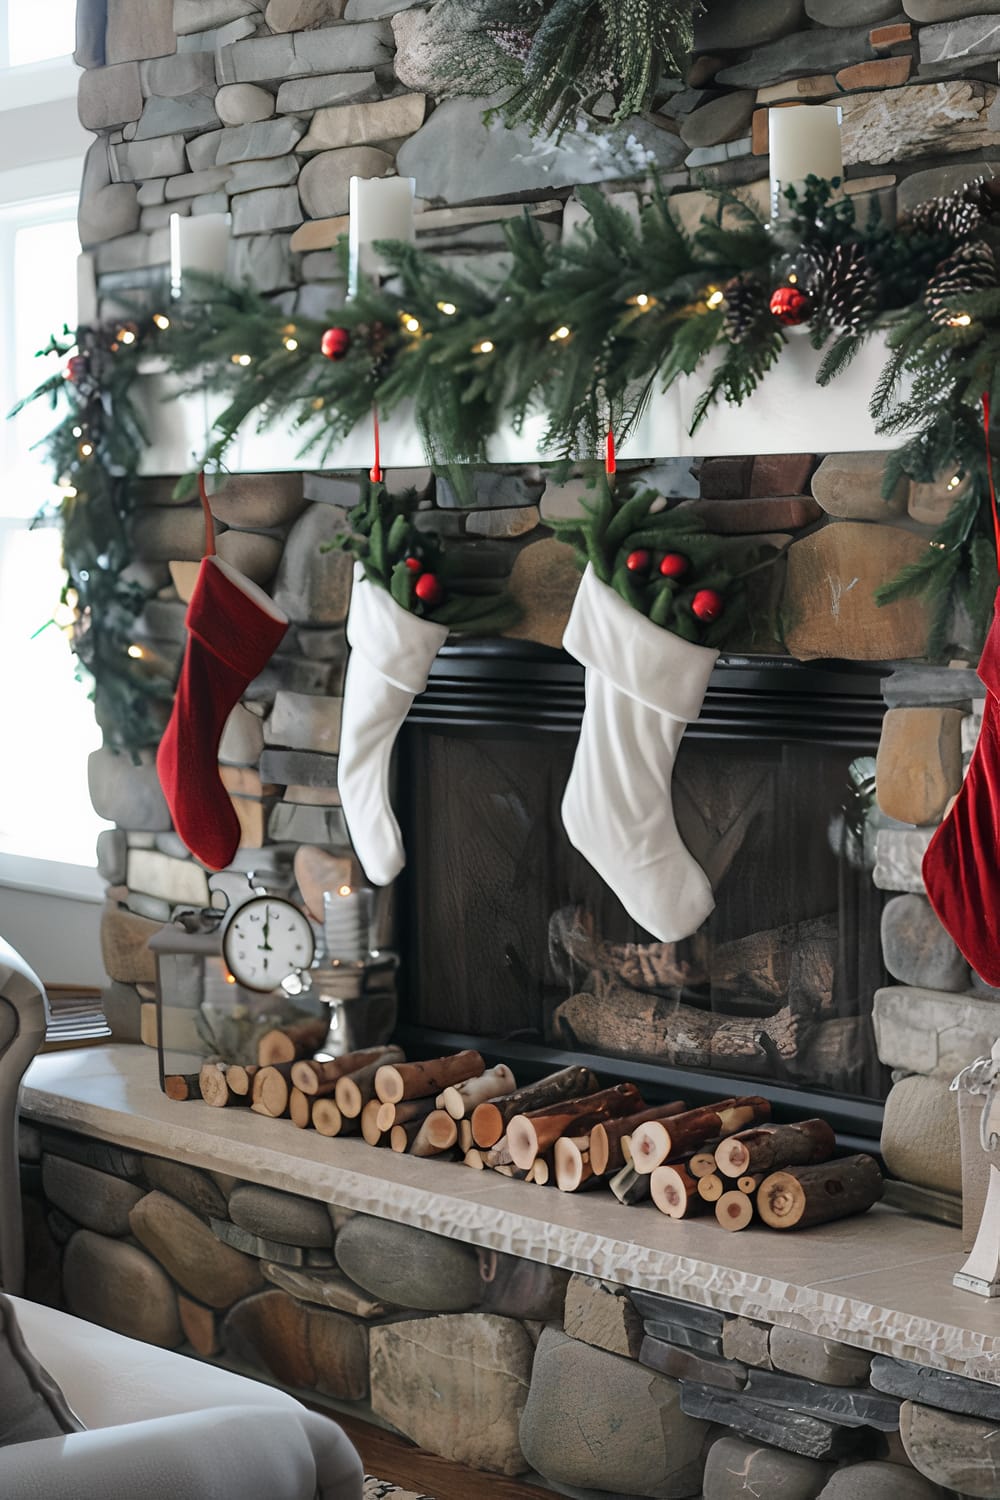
[398,665,890,1108]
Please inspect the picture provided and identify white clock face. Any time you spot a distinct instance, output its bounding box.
[222,897,315,993]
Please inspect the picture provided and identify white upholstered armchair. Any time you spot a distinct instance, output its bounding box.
[0,935,364,1500]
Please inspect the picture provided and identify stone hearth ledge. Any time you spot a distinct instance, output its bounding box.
[22,1046,1000,1384]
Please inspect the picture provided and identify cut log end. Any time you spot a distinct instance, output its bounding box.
[757,1154,883,1230]
[631,1120,672,1175]
[361,1099,384,1146]
[471,1101,505,1149]
[716,1190,754,1232]
[507,1115,540,1171]
[311,1098,343,1138]
[650,1164,700,1219]
[199,1062,232,1109]
[554,1136,590,1192]
[289,1087,313,1129]
[697,1173,724,1203]
[164,1072,201,1101]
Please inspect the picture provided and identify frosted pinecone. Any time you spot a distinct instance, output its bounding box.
[925,240,997,324]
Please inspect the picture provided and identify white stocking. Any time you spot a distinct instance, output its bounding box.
[338,564,448,887]
[561,565,718,942]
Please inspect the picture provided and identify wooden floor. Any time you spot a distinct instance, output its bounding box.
[334,1412,554,1500]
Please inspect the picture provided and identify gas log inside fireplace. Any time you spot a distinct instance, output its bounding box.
[396,645,891,1142]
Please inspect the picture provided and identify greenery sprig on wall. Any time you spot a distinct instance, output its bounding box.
[421,0,703,137]
[12,175,1000,750]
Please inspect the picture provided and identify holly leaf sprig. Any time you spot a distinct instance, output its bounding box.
[550,476,773,647]
[334,479,522,635]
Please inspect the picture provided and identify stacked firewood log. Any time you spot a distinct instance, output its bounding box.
[168,1039,883,1234]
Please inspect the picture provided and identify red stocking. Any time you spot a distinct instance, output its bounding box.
[922,588,1000,984]
[156,480,288,871]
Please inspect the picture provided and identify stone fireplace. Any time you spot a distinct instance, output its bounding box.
[44,0,1000,1493]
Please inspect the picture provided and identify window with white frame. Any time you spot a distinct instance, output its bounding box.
[0,14,107,883]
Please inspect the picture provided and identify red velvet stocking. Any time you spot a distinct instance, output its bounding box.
[157,554,287,871]
[922,588,1000,985]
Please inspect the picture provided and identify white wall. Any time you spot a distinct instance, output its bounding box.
[0,883,104,987]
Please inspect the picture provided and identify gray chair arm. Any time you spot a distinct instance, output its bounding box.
[0,1404,364,1500]
[0,939,48,1295]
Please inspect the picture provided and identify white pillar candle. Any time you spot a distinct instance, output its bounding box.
[323,885,373,963]
[170,211,231,299]
[769,105,843,221]
[348,176,416,297]
[76,252,98,328]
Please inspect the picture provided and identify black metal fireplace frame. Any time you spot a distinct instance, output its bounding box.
[395,641,889,1149]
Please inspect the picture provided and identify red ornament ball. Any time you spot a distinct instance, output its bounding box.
[659,552,689,580]
[320,326,351,360]
[626,549,652,574]
[691,588,725,623]
[66,355,88,383]
[404,555,424,574]
[414,572,444,607]
[769,285,811,327]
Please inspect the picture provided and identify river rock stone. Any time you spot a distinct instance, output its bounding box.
[703,1434,831,1499]
[873,828,934,894]
[224,1287,369,1399]
[220,23,393,84]
[806,0,900,19]
[130,1191,263,1308]
[391,7,440,91]
[228,230,296,291]
[921,14,1000,63]
[563,1275,643,1359]
[134,94,220,140]
[299,145,394,217]
[64,1229,181,1347]
[641,1336,748,1391]
[78,139,140,247]
[216,83,276,126]
[272,504,354,624]
[293,845,357,920]
[78,62,143,129]
[521,1326,708,1495]
[717,25,875,85]
[842,81,1000,167]
[503,537,581,650]
[881,1074,963,1194]
[695,0,803,48]
[335,1215,482,1311]
[265,691,341,754]
[106,0,174,63]
[209,472,305,528]
[268,800,347,844]
[901,1400,1000,1494]
[215,527,285,580]
[769,1327,872,1387]
[75,0,106,66]
[679,91,757,149]
[880,894,968,991]
[872,1355,1000,1420]
[631,1290,727,1337]
[259,747,339,788]
[876,707,963,825]
[723,1317,774,1368]
[127,848,210,907]
[133,503,207,561]
[276,71,379,111]
[478,1255,570,1321]
[140,1157,229,1219]
[174,0,259,29]
[228,1183,333,1247]
[818,1461,943,1499]
[781,524,930,661]
[261,1263,396,1316]
[217,117,306,164]
[100,907,161,984]
[811,452,907,519]
[873,985,1000,1075]
[88,747,171,830]
[228,156,301,192]
[299,93,426,151]
[371,1314,532,1475]
[220,701,266,765]
[42,1154,145,1236]
[397,98,685,203]
[265,0,346,27]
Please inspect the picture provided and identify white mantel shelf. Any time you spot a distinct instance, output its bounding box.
[22,1046,995,1384]
[138,334,901,475]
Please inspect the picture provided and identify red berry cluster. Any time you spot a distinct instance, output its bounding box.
[625,549,724,623]
[404,554,445,608]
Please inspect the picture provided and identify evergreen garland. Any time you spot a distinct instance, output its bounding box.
[422,0,701,137]
[332,479,522,633]
[14,173,1000,751]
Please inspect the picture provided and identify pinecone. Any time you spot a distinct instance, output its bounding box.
[821,241,880,334]
[905,181,989,244]
[925,240,997,324]
[722,274,767,344]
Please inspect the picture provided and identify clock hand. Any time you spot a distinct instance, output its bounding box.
[259,904,273,952]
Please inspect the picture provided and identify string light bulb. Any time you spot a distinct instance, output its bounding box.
[283,335,299,351]
[437,301,457,316]
[472,339,495,355]
[627,293,656,311]
[78,440,94,458]
[549,325,571,342]
[117,326,137,345]
[231,353,252,366]
[947,473,964,491]
[152,313,171,330]
[127,643,145,659]
[948,312,972,327]
[71,426,82,437]
[402,314,421,334]
[706,288,725,309]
